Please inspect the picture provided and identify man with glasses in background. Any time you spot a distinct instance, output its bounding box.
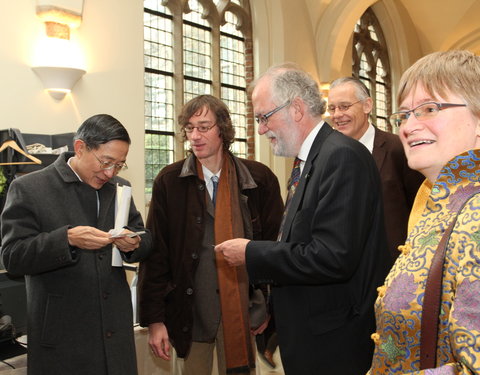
[1,114,152,375]
[328,77,423,262]
[215,64,390,374]
[138,95,283,375]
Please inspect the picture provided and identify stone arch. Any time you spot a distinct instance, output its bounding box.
[315,0,421,85]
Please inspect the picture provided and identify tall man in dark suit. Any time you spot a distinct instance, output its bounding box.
[328,77,424,261]
[215,64,391,375]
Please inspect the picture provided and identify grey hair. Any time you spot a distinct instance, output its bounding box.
[330,77,371,101]
[252,63,326,116]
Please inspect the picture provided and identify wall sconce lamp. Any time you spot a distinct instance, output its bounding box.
[320,82,330,96]
[33,0,85,100]
[32,66,86,100]
[320,82,331,116]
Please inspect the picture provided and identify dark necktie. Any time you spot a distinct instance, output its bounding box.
[277,157,302,240]
[211,175,219,207]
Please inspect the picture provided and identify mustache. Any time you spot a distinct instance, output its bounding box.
[265,130,276,138]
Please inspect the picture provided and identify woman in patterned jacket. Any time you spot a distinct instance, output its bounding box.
[369,50,480,374]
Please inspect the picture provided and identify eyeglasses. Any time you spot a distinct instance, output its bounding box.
[327,100,362,113]
[255,102,290,125]
[91,150,128,171]
[389,102,467,127]
[184,123,217,133]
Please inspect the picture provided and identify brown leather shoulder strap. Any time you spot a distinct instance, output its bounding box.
[420,187,480,369]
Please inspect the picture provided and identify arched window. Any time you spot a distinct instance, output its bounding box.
[143,0,253,200]
[353,8,392,132]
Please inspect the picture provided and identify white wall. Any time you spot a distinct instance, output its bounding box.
[0,0,146,216]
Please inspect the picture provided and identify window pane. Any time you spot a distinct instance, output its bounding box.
[220,13,245,88]
[144,1,175,201]
[184,0,209,27]
[222,87,247,158]
[144,12,174,72]
[144,0,253,200]
[144,72,174,132]
[144,0,170,13]
[221,11,243,38]
[359,53,370,77]
[184,80,212,102]
[145,133,174,197]
[183,24,212,81]
[353,8,392,132]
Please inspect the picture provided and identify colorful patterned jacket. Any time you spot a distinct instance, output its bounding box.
[369,149,480,374]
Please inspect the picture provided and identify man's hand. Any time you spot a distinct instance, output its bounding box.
[148,322,171,360]
[67,226,113,250]
[215,238,250,266]
[111,230,141,253]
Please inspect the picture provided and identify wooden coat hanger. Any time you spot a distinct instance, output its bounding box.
[0,139,42,165]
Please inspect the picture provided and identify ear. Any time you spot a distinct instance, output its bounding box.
[363,97,373,114]
[475,117,480,138]
[74,139,87,157]
[292,97,305,122]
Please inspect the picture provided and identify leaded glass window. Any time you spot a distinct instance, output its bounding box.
[143,0,253,201]
[353,8,392,132]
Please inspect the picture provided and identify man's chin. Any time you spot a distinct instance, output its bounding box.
[272,146,293,158]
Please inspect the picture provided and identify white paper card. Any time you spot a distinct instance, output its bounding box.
[111,184,132,267]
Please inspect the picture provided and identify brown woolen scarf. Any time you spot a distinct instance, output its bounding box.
[197,152,255,373]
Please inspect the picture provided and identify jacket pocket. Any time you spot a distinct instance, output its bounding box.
[40,294,63,347]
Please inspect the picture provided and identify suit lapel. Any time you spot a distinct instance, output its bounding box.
[281,124,333,241]
[372,127,387,173]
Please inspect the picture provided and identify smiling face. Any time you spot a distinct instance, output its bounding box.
[328,82,372,140]
[73,139,129,189]
[399,82,480,182]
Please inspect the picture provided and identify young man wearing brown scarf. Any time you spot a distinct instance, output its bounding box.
[138,95,283,374]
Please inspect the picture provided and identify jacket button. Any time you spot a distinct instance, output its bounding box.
[103,292,108,299]
[106,331,113,338]
[198,184,205,191]
[195,217,202,224]
[192,253,198,260]
[182,326,189,333]
[186,288,193,295]
[98,254,104,260]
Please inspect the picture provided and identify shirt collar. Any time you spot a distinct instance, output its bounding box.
[297,121,325,163]
[67,157,83,181]
[202,164,221,182]
[358,123,375,153]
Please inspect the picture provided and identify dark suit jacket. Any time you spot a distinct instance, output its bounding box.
[246,124,390,375]
[372,127,424,261]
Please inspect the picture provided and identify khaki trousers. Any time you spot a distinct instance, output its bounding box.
[173,323,255,375]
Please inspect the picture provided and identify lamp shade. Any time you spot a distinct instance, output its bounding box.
[32,66,86,100]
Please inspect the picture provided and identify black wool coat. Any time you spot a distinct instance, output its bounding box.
[1,152,152,375]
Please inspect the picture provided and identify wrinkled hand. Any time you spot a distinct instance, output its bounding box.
[68,226,113,250]
[111,230,141,253]
[148,322,171,360]
[214,238,250,267]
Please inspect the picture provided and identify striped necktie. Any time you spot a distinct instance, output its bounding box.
[277,157,302,240]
